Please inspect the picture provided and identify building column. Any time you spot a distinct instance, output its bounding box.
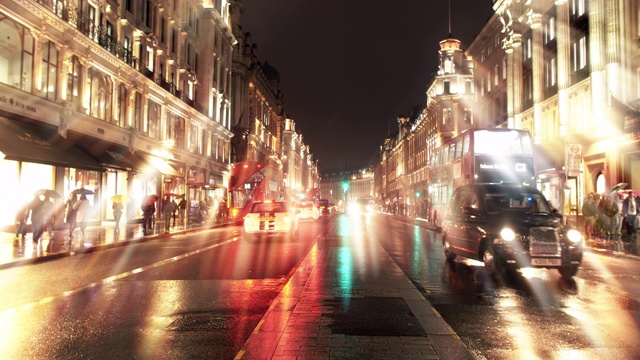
[556,0,571,137]
[589,0,608,130]
[530,12,545,143]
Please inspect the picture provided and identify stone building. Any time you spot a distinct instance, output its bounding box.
[0,0,234,229]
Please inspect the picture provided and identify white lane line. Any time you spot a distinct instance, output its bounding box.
[2,237,239,315]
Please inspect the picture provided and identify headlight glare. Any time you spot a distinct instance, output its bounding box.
[500,228,516,241]
[567,229,582,243]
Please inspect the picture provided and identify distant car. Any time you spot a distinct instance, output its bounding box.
[295,201,320,221]
[442,183,583,279]
[318,199,330,215]
[243,200,298,242]
[348,198,373,215]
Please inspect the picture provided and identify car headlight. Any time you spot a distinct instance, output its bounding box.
[500,228,516,242]
[567,229,582,243]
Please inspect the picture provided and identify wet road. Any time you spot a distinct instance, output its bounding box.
[2,213,640,359]
[0,218,329,359]
[367,214,640,359]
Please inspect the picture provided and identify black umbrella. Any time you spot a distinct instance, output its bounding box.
[609,183,629,194]
[34,189,62,199]
[71,188,94,195]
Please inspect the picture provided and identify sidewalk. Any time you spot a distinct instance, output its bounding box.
[0,219,228,269]
[236,231,473,359]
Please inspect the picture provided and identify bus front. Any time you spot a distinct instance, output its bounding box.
[472,129,536,185]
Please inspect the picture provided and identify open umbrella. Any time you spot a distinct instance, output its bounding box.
[34,189,61,199]
[142,194,159,206]
[609,182,629,194]
[110,194,130,203]
[72,188,94,195]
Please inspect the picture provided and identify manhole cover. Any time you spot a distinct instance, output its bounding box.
[167,315,238,331]
[324,297,426,336]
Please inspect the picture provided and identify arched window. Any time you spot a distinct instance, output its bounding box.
[0,17,34,92]
[87,67,112,121]
[596,172,606,195]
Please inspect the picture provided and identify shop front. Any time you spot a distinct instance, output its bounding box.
[0,117,104,230]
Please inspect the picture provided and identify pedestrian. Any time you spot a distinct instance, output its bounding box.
[162,195,175,232]
[65,194,77,238]
[622,190,637,236]
[581,193,597,239]
[73,194,91,237]
[172,198,179,227]
[30,195,48,243]
[141,200,156,235]
[113,201,124,233]
[612,193,624,238]
[178,197,187,226]
[15,201,30,239]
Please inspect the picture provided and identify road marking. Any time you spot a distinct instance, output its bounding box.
[1,237,238,315]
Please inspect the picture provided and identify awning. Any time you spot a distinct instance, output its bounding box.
[134,152,182,177]
[70,134,143,171]
[0,117,104,171]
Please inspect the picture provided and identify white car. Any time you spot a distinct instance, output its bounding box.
[243,200,298,242]
[295,201,320,221]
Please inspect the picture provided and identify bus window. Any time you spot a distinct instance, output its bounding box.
[455,138,463,158]
[449,143,456,161]
[462,134,470,155]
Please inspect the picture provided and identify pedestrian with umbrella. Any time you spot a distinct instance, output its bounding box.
[141,195,158,235]
[15,200,30,240]
[30,194,49,243]
[73,194,91,237]
[65,194,78,238]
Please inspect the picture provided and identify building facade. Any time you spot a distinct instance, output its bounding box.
[0,0,235,229]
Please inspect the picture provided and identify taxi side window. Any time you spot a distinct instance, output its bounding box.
[452,189,478,214]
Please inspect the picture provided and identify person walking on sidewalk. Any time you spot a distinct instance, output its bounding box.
[113,201,124,234]
[141,201,156,236]
[582,193,597,239]
[178,197,187,226]
[73,194,91,237]
[65,194,77,238]
[15,201,30,239]
[623,190,638,236]
[30,195,48,243]
[161,196,175,232]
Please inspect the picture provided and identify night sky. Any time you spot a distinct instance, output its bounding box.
[239,0,495,172]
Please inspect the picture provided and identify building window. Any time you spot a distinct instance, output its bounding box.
[524,37,532,59]
[116,83,127,127]
[40,41,58,101]
[502,58,507,79]
[146,99,160,139]
[464,109,473,124]
[443,108,451,125]
[87,67,112,121]
[494,65,499,86]
[189,123,201,154]
[133,91,143,131]
[571,36,587,71]
[571,0,586,17]
[0,19,34,93]
[67,56,81,106]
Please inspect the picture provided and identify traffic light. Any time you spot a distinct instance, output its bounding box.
[342,180,349,193]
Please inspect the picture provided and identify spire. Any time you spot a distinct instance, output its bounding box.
[448,0,452,37]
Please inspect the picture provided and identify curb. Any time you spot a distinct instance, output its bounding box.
[0,223,232,270]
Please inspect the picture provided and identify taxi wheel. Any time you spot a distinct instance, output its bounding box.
[559,265,579,279]
[443,236,457,261]
[482,245,499,276]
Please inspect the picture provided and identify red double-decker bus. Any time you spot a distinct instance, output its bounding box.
[428,128,536,230]
[228,161,282,224]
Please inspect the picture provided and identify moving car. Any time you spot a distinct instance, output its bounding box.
[243,200,298,242]
[295,201,320,221]
[441,183,583,279]
[318,199,330,215]
[348,198,373,215]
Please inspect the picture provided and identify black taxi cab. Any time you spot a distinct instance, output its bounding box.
[442,183,583,279]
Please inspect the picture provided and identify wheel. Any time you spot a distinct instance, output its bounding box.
[482,244,499,276]
[559,265,579,279]
[443,236,457,261]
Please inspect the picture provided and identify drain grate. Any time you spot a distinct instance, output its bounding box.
[167,315,238,331]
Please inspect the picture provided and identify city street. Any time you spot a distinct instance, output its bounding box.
[1,213,639,359]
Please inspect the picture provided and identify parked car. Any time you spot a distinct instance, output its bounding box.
[295,201,320,221]
[243,200,298,242]
[441,183,583,279]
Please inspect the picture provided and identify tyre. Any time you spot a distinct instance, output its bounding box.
[443,236,457,261]
[482,244,499,276]
[559,265,579,279]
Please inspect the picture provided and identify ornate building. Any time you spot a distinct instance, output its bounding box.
[0,0,235,229]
